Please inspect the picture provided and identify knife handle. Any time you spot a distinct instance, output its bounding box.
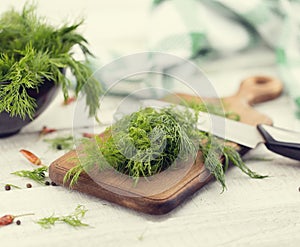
[257,124,300,161]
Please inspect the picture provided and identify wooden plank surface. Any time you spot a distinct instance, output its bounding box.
[49,76,283,214]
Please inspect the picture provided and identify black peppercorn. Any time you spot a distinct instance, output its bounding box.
[45,181,50,186]
[16,220,21,225]
[51,181,57,186]
[26,183,32,188]
[4,184,11,191]
[56,144,62,150]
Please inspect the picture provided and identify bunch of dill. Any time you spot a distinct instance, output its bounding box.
[0,3,102,119]
[64,107,265,190]
[65,107,200,186]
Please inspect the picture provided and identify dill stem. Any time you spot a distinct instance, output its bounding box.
[14,213,35,218]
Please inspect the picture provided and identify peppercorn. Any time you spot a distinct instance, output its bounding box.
[45,181,50,186]
[16,220,21,225]
[4,184,11,191]
[51,181,57,186]
[56,144,62,150]
[26,183,32,188]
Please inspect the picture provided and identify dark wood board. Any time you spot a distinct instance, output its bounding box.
[49,76,283,215]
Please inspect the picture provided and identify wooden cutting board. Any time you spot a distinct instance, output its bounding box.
[49,76,283,215]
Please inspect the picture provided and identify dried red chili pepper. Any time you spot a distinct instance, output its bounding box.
[40,126,57,136]
[0,213,33,226]
[0,215,14,226]
[19,149,42,166]
[63,96,76,105]
[82,132,96,138]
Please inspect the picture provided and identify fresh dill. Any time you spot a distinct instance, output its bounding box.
[64,106,266,190]
[65,107,200,186]
[0,3,102,119]
[11,166,48,184]
[243,156,273,162]
[36,205,89,229]
[63,162,86,188]
[44,136,75,151]
[200,134,267,191]
[180,99,240,121]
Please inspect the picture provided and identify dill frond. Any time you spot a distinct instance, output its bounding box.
[36,205,89,229]
[11,166,48,184]
[63,164,84,188]
[44,135,75,151]
[223,145,267,179]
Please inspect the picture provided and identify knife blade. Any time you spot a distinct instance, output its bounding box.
[141,99,300,161]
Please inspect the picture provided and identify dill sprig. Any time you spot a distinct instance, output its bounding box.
[243,156,273,162]
[11,166,48,184]
[223,145,267,179]
[181,99,240,121]
[0,3,102,119]
[187,100,265,190]
[200,133,267,192]
[36,205,89,229]
[44,136,75,151]
[63,163,84,188]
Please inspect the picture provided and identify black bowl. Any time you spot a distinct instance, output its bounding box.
[0,79,58,137]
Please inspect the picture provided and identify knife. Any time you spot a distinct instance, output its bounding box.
[141,99,300,161]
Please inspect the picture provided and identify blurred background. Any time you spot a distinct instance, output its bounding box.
[1,0,300,129]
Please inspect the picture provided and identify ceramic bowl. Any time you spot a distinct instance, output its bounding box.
[0,79,58,137]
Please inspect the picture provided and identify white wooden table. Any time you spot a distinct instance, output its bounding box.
[1,1,300,246]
